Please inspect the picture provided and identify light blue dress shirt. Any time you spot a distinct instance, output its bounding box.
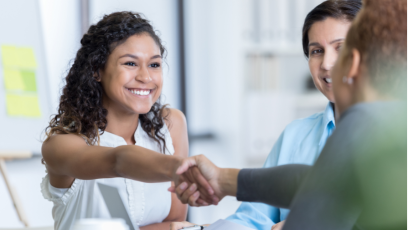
[226,102,336,230]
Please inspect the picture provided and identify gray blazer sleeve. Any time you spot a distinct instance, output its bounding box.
[236,164,311,209]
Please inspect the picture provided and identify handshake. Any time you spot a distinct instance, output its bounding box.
[168,154,240,207]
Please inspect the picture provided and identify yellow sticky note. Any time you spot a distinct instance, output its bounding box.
[3,68,24,90]
[17,47,37,69]
[1,45,19,67]
[22,95,41,117]
[6,93,23,116]
[5,94,41,117]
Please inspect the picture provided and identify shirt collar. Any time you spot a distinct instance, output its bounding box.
[322,102,335,128]
[318,102,336,147]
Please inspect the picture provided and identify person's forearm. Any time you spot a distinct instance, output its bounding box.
[237,164,311,208]
[114,145,182,182]
[218,168,240,197]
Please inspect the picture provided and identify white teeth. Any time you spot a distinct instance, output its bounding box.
[326,78,332,83]
[128,89,150,96]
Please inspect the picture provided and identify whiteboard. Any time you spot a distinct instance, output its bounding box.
[0,0,52,155]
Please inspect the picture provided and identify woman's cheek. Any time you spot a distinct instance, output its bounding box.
[308,58,320,81]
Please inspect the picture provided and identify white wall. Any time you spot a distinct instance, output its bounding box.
[39,0,82,113]
[185,0,245,160]
[89,0,181,110]
[0,1,81,227]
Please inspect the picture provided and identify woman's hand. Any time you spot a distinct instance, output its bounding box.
[173,157,218,205]
[169,154,240,206]
[169,221,196,230]
[271,220,285,230]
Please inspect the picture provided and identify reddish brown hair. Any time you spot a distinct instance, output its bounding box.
[342,0,407,98]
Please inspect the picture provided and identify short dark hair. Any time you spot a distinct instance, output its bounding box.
[302,0,362,58]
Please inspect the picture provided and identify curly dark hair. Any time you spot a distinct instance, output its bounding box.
[45,11,170,153]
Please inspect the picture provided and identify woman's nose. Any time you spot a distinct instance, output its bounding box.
[321,49,337,71]
[135,66,152,83]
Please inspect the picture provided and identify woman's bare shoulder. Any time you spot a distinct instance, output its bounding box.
[163,108,187,131]
[163,108,188,157]
[42,133,88,158]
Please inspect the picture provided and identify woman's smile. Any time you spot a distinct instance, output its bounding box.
[321,75,332,87]
[126,87,155,97]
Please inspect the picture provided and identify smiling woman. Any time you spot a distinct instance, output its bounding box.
[39,12,214,230]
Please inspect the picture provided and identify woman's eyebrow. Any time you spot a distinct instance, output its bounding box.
[150,55,162,60]
[119,54,138,59]
[308,38,345,48]
[118,54,162,59]
[329,38,345,44]
[308,42,321,48]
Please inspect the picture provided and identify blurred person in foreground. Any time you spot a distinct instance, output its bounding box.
[170,0,362,229]
[171,0,407,229]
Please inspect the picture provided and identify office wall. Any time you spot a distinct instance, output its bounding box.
[39,0,82,113]
[0,1,80,227]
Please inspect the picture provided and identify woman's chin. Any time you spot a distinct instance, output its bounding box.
[322,92,335,103]
[134,108,152,115]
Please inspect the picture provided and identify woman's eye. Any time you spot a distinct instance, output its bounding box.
[311,49,323,55]
[149,63,161,68]
[125,62,136,66]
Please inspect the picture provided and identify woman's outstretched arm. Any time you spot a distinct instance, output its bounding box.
[42,134,184,188]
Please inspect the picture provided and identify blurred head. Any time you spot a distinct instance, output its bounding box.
[302,0,362,102]
[332,0,407,115]
[46,12,169,151]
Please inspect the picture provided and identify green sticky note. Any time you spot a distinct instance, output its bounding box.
[1,45,19,67]
[21,71,37,92]
[17,47,37,69]
[3,68,24,90]
[6,93,23,116]
[22,95,41,117]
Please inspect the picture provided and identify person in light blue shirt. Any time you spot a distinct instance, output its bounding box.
[225,102,335,229]
[225,1,362,230]
[169,1,362,230]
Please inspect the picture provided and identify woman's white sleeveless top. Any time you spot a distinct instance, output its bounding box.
[41,121,174,230]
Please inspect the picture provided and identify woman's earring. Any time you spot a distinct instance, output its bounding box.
[343,76,353,85]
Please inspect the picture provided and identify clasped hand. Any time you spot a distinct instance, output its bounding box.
[169,155,226,206]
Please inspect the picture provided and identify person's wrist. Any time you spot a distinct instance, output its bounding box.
[218,168,239,197]
[169,155,184,181]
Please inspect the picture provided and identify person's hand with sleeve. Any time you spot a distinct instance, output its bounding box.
[169,154,240,206]
[173,157,218,206]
